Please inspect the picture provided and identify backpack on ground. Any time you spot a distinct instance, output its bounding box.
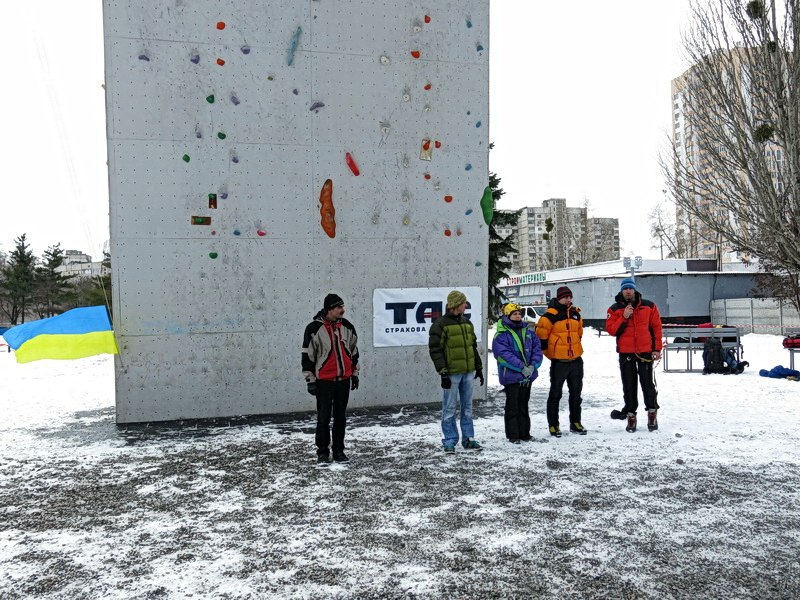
[783,335,800,349]
[724,348,748,374]
[702,338,727,374]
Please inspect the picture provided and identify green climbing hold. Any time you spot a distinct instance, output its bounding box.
[182,154,191,162]
[480,186,493,225]
[206,95,215,104]
[217,132,226,139]
[209,252,218,259]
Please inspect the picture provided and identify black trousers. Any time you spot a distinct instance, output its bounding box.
[546,357,583,426]
[503,383,532,440]
[316,379,350,455]
[619,354,659,413]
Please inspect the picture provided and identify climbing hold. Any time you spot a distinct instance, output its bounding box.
[190,53,200,64]
[195,125,203,139]
[211,230,216,236]
[287,26,302,66]
[402,92,411,102]
[402,216,411,226]
[475,261,482,266]
[292,88,299,95]
[444,195,453,203]
[267,75,275,81]
[220,193,228,200]
[411,50,421,59]
[423,105,431,112]
[345,152,360,176]
[231,155,239,164]
[467,110,471,115]
[420,139,433,161]
[208,194,217,209]
[465,164,473,171]
[433,180,441,191]
[233,229,241,236]
[475,121,482,128]
[456,228,463,236]
[230,95,240,105]
[444,229,452,237]
[380,55,391,65]
[435,141,442,148]
[216,58,225,66]
[138,53,150,61]
[319,179,336,238]
[216,21,226,30]
[217,132,226,140]
[209,252,218,259]
[466,19,473,28]
[206,94,215,104]
[191,216,211,225]
[476,43,484,52]
[480,186,493,225]
[241,45,250,55]
[424,15,431,23]
[256,230,266,237]
[182,154,191,162]
[412,24,422,33]
[424,83,432,91]
[309,101,325,111]
[423,172,431,180]
[465,209,473,215]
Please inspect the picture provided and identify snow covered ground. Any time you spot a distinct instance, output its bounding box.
[1,330,799,599]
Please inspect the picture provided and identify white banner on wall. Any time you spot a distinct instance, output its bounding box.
[373,287,483,347]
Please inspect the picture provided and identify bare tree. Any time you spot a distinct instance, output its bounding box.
[662,0,800,275]
[648,196,684,259]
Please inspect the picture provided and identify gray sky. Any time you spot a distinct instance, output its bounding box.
[3,1,693,261]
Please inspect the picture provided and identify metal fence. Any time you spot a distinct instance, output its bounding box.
[711,298,800,335]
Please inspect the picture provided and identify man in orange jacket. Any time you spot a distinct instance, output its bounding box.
[605,278,662,432]
[535,286,586,437]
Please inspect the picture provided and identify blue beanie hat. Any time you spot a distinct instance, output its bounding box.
[620,277,637,291]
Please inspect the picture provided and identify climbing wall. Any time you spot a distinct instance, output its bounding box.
[104,0,490,423]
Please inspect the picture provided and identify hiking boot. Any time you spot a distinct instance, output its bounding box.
[647,409,658,431]
[520,436,533,442]
[549,425,562,438]
[570,422,587,435]
[626,412,637,433]
[443,445,456,453]
[508,438,521,444]
[316,454,331,465]
[332,452,349,463]
[464,439,483,450]
[610,408,627,420]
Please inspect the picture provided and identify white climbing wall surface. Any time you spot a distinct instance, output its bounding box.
[104,0,490,423]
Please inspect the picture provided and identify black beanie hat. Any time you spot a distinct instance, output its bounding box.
[324,293,344,311]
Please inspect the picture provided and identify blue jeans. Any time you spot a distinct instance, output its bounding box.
[441,372,475,447]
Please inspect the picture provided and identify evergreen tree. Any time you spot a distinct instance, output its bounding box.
[32,244,75,318]
[0,234,37,324]
[488,165,520,323]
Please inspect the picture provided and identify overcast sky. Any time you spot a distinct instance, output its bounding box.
[3,1,693,262]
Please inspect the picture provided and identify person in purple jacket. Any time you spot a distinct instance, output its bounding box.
[492,303,544,443]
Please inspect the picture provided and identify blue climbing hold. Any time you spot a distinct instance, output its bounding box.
[287,26,302,66]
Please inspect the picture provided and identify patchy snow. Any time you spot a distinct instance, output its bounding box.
[1,330,799,598]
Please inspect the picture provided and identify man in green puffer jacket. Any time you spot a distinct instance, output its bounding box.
[428,290,484,453]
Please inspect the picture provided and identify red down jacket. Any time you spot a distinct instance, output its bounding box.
[605,291,663,354]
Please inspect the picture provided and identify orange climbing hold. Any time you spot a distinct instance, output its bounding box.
[444,229,452,237]
[216,58,225,66]
[411,50,421,59]
[319,179,336,238]
[345,152,360,176]
[216,21,226,30]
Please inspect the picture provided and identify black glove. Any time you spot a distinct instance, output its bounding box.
[440,374,452,389]
[476,370,484,386]
[306,381,318,396]
[350,375,359,390]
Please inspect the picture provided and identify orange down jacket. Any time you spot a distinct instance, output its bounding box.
[535,299,584,360]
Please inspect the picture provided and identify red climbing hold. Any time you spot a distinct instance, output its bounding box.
[216,21,226,30]
[444,229,452,237]
[256,229,266,237]
[424,83,432,91]
[216,58,225,66]
[422,140,431,151]
[424,173,432,180]
[345,152,360,176]
[444,195,453,203]
[424,15,431,23]
[411,50,421,59]
[435,141,442,149]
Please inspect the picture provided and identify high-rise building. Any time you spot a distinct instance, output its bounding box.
[512,199,619,273]
[671,47,785,261]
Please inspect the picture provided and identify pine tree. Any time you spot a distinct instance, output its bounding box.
[33,244,75,318]
[0,234,38,324]
[488,167,520,322]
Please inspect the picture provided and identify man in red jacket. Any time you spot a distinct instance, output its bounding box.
[605,278,662,432]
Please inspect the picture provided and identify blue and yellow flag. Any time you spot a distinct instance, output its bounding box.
[2,306,119,364]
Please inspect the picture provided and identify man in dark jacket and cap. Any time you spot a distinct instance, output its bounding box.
[428,290,484,453]
[302,293,360,464]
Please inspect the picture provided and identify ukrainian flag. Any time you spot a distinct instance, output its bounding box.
[2,306,119,364]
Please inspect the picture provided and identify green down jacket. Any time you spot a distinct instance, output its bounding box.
[428,312,482,375]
